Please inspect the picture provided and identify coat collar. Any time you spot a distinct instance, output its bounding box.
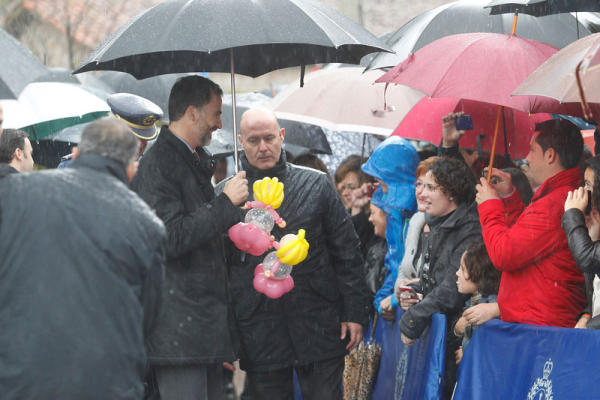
[532,168,581,202]
[435,201,477,231]
[159,126,215,177]
[240,151,288,181]
[0,164,19,177]
[69,153,129,184]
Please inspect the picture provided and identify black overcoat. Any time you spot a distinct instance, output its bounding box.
[132,127,241,365]
[0,154,165,399]
[217,153,369,372]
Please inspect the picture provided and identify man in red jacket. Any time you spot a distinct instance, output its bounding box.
[476,119,586,327]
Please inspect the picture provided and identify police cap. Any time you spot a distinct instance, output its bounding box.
[107,93,163,140]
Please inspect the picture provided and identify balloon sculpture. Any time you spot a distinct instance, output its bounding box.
[228,177,309,298]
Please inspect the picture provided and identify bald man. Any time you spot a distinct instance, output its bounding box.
[218,109,368,400]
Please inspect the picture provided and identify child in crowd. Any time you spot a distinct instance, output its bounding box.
[453,242,501,364]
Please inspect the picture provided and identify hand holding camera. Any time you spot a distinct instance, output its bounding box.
[481,168,514,196]
[397,284,423,311]
[565,186,591,214]
[442,112,472,147]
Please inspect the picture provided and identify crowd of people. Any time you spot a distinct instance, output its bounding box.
[1,73,599,400]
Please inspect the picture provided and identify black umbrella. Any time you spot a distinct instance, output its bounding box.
[74,0,389,171]
[486,0,600,16]
[97,72,191,118]
[363,1,600,71]
[0,28,48,99]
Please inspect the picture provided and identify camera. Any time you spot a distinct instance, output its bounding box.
[365,182,379,197]
[586,190,592,215]
[481,169,500,185]
[455,115,474,131]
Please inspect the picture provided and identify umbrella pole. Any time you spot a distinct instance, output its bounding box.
[486,107,503,183]
[501,106,511,163]
[230,48,240,173]
[486,14,519,182]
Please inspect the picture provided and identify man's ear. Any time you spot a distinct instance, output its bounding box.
[185,105,197,122]
[280,127,285,139]
[544,147,558,165]
[12,147,23,162]
[71,147,80,160]
[126,161,139,183]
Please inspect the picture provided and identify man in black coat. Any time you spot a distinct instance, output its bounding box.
[0,117,166,399]
[220,108,369,400]
[131,75,249,399]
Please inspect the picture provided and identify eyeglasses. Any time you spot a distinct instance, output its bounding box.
[416,181,439,192]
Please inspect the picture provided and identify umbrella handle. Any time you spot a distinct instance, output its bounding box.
[510,12,519,35]
[487,107,503,183]
[576,59,594,121]
[231,48,240,174]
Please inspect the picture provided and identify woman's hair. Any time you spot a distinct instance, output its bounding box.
[415,156,439,178]
[334,154,367,186]
[503,167,533,205]
[585,156,600,211]
[462,242,501,297]
[293,153,330,176]
[428,157,476,205]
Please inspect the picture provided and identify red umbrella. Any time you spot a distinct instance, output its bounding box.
[376,32,587,116]
[392,97,551,159]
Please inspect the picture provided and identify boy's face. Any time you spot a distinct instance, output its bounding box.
[456,253,478,295]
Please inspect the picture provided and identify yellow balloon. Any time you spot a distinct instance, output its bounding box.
[276,229,310,266]
[253,177,285,209]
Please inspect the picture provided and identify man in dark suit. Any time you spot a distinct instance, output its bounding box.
[132,75,248,400]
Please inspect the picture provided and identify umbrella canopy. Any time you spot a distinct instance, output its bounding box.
[486,0,600,16]
[392,97,551,158]
[6,82,110,140]
[376,32,592,116]
[74,0,390,79]
[0,28,48,99]
[33,67,115,100]
[271,67,424,136]
[364,0,600,71]
[97,71,188,118]
[513,33,600,104]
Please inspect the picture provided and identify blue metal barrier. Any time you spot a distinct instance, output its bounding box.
[454,319,600,399]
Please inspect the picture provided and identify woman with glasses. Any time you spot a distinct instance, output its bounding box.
[393,157,439,301]
[563,156,600,330]
[397,156,481,399]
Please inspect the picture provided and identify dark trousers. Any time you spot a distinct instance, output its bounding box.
[246,357,344,400]
[154,364,224,400]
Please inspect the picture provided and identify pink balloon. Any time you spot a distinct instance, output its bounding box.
[253,268,294,299]
[263,279,287,299]
[228,223,272,256]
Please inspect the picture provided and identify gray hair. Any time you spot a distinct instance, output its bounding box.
[78,117,138,167]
